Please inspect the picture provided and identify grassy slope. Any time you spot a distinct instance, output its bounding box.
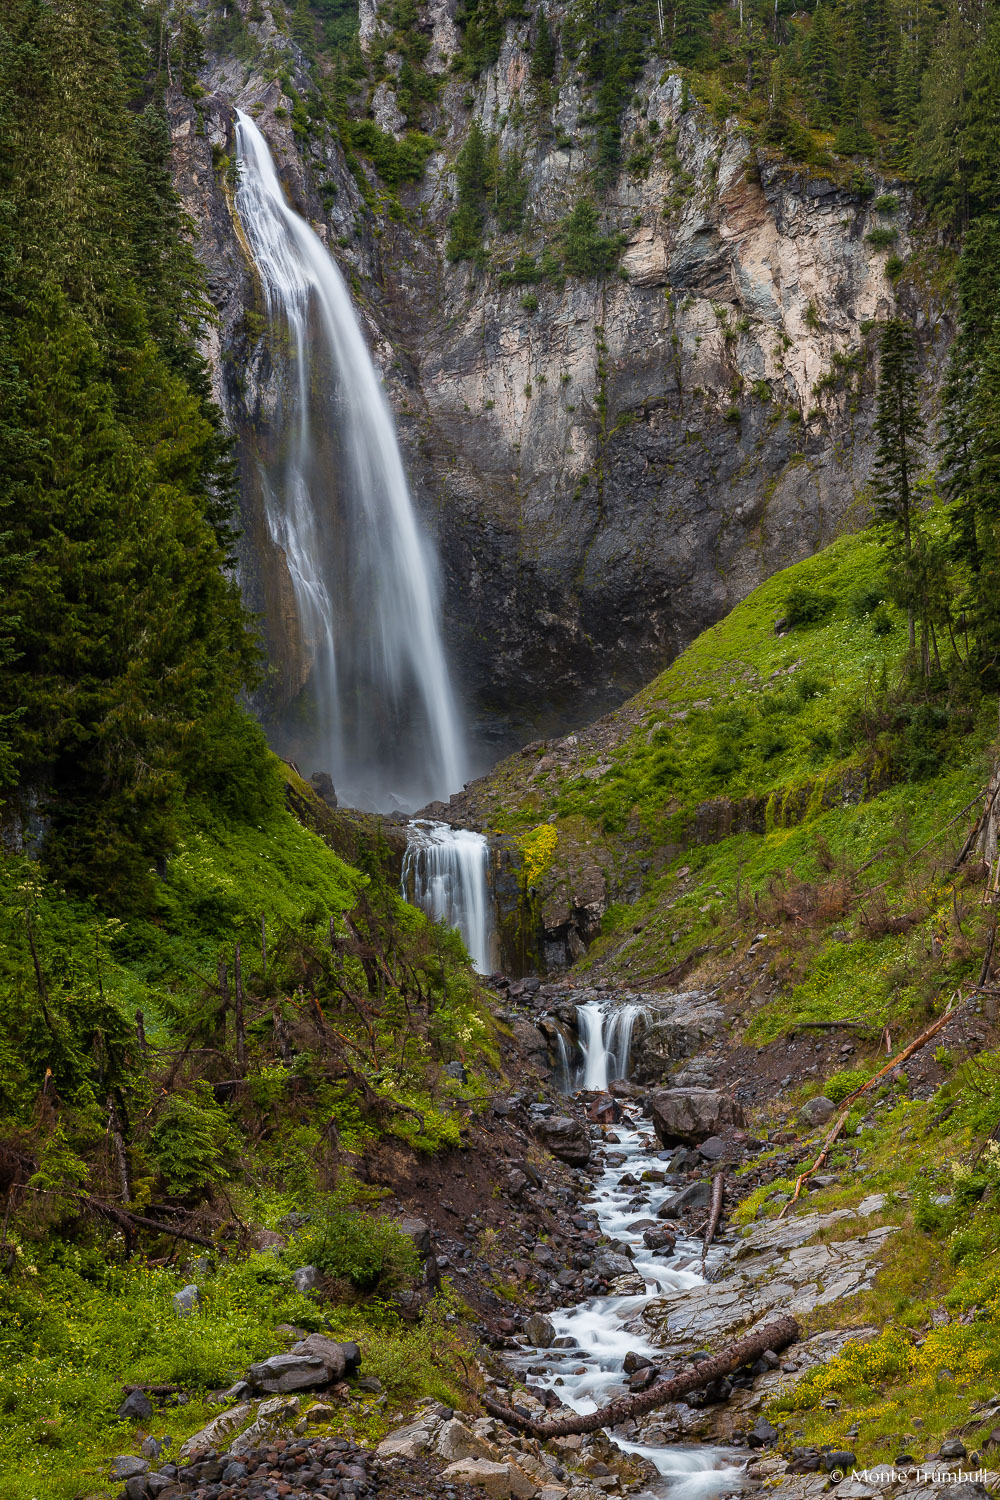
[506,528,1000,1466]
[0,765,493,1500]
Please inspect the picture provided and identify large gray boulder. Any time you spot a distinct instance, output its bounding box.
[650,1088,744,1145]
[798,1095,836,1128]
[593,1248,635,1280]
[533,1115,591,1166]
[289,1333,361,1378]
[246,1352,331,1393]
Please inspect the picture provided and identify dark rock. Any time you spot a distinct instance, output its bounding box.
[396,1217,432,1257]
[642,1225,677,1252]
[534,1115,591,1167]
[822,1450,857,1472]
[111,1457,150,1481]
[940,1438,968,1459]
[628,1365,659,1391]
[657,1180,713,1218]
[118,1390,154,1422]
[246,1352,332,1392]
[593,1249,634,1279]
[310,771,338,807]
[649,1088,744,1145]
[697,1135,726,1161]
[747,1417,778,1448]
[523,1313,557,1347]
[623,1352,654,1373]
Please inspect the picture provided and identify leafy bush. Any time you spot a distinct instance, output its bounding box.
[824,1066,871,1103]
[866,226,898,249]
[347,121,435,185]
[783,582,836,628]
[300,1211,420,1292]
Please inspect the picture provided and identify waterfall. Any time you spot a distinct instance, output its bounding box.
[233,112,464,811]
[401,821,496,974]
[568,999,644,1092]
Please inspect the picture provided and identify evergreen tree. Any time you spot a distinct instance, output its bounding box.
[446,120,489,261]
[0,0,258,909]
[805,3,839,127]
[673,0,711,65]
[872,318,926,654]
[530,8,556,81]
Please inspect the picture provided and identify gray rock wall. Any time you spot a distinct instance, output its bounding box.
[168,0,950,768]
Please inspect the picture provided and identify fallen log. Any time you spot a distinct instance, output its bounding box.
[86,1197,217,1249]
[777,1002,959,1218]
[701,1172,725,1267]
[483,1314,799,1438]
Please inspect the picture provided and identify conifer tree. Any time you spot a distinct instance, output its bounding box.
[873,319,926,654]
[530,8,556,81]
[805,3,838,127]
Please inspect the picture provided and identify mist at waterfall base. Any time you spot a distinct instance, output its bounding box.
[526,999,742,1499]
[233,112,465,813]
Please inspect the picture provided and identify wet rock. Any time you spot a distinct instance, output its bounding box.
[593,1249,634,1280]
[697,1136,726,1161]
[649,1089,744,1146]
[642,1225,677,1252]
[822,1449,857,1471]
[534,1116,591,1167]
[628,1365,659,1391]
[656,1180,713,1218]
[523,1313,557,1347]
[799,1096,837,1128]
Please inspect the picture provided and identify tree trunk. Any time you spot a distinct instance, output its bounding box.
[483,1315,799,1438]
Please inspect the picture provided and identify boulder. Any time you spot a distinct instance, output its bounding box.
[434,1417,499,1463]
[110,1457,150,1480]
[117,1389,154,1422]
[396,1217,432,1256]
[650,1088,744,1145]
[178,1403,254,1460]
[798,1096,837,1128]
[593,1249,634,1280]
[227,1395,301,1456]
[533,1116,591,1167]
[642,1225,677,1252]
[172,1284,201,1317]
[289,1334,361,1379]
[656,1180,713,1218]
[441,1458,524,1498]
[523,1313,557,1347]
[292,1265,321,1294]
[747,1416,778,1448]
[245,1353,331,1393]
[249,1228,287,1253]
[377,1419,435,1459]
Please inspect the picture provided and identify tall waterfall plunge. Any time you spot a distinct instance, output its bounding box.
[233,112,464,812]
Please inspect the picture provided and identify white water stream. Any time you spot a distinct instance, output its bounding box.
[234,113,464,812]
[400,821,496,974]
[513,1004,743,1498]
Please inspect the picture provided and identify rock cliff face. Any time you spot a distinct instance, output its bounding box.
[169,0,948,767]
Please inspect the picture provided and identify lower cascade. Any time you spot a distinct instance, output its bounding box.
[400,821,497,975]
[521,999,741,1498]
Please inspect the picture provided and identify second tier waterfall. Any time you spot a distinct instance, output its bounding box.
[400,822,497,975]
[560,998,645,1091]
[233,111,464,812]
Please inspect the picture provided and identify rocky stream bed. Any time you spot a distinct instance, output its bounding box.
[111,986,990,1500]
